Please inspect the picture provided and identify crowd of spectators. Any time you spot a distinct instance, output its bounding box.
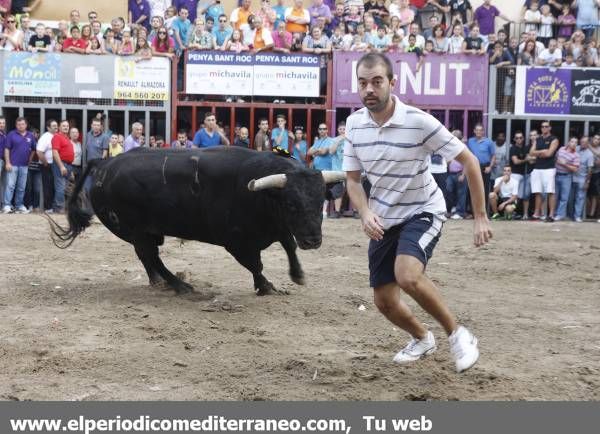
[0,1,596,64]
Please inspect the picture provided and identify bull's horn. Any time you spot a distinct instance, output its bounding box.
[321,171,346,184]
[248,174,287,191]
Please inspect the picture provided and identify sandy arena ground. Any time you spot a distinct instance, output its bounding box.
[0,215,599,401]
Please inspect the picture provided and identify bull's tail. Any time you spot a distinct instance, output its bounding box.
[46,160,101,249]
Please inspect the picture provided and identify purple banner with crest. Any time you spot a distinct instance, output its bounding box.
[523,68,572,115]
[332,52,488,109]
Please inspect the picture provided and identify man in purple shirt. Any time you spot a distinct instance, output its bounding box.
[129,0,151,30]
[124,122,144,152]
[174,0,199,24]
[0,116,6,203]
[474,0,511,37]
[308,0,332,28]
[2,117,36,214]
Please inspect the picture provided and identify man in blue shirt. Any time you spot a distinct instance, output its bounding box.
[271,114,293,152]
[193,112,230,148]
[272,0,287,29]
[212,13,233,49]
[199,0,225,24]
[175,0,199,24]
[172,6,192,52]
[308,123,334,217]
[467,123,496,211]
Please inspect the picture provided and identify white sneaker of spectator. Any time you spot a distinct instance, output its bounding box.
[392,331,436,363]
[16,206,30,214]
[449,326,479,373]
[450,213,463,220]
[2,205,13,214]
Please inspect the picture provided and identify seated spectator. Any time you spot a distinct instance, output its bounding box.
[405,33,424,69]
[308,0,332,30]
[328,3,345,36]
[188,18,216,50]
[562,51,577,66]
[225,28,249,53]
[429,24,449,53]
[424,39,434,53]
[355,23,371,44]
[0,14,24,51]
[249,15,274,52]
[537,38,562,66]
[272,20,293,52]
[489,166,519,220]
[462,24,485,55]
[387,33,403,53]
[164,6,178,31]
[87,36,105,54]
[523,1,541,33]
[28,22,51,52]
[205,15,215,34]
[118,28,135,55]
[129,0,151,30]
[388,15,405,39]
[350,33,369,51]
[81,24,93,45]
[193,113,230,148]
[344,5,361,34]
[291,126,308,165]
[330,23,344,50]
[402,22,425,50]
[231,0,254,30]
[152,26,175,57]
[57,20,69,38]
[485,32,498,55]
[103,28,119,54]
[365,0,389,28]
[370,25,390,52]
[233,127,250,148]
[519,29,545,56]
[302,25,331,53]
[63,26,88,53]
[389,0,414,32]
[422,14,440,40]
[518,39,537,65]
[171,130,195,148]
[111,17,126,41]
[290,31,304,51]
[448,22,464,53]
[54,33,66,52]
[286,0,310,35]
[134,35,152,60]
[149,15,164,41]
[213,14,233,50]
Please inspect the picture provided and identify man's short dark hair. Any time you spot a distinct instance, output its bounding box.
[276,114,286,121]
[46,118,57,129]
[206,16,214,23]
[204,112,216,120]
[15,116,28,124]
[356,52,394,81]
[177,129,188,135]
[258,118,268,125]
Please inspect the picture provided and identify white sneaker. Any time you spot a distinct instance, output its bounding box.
[449,326,479,373]
[575,218,582,223]
[450,213,463,220]
[392,331,436,363]
[2,205,13,214]
[16,206,30,214]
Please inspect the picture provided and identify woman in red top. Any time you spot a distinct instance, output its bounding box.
[151,26,175,58]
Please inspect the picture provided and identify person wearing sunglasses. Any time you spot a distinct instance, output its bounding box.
[151,25,175,58]
[0,14,24,51]
[212,13,232,50]
[529,122,560,222]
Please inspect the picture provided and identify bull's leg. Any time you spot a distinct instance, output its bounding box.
[280,234,305,285]
[133,235,194,294]
[226,246,287,296]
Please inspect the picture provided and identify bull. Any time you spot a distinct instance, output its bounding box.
[48,146,345,295]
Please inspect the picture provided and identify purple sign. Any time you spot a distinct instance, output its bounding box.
[332,52,488,109]
[523,68,572,115]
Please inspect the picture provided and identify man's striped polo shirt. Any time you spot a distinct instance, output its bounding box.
[342,95,466,229]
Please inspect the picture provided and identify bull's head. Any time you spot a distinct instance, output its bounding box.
[248,170,346,249]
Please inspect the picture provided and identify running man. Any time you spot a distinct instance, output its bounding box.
[343,53,493,373]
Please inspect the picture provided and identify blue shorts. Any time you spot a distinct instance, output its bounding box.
[368,213,444,288]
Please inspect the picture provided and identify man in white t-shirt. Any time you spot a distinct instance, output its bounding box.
[537,39,562,67]
[344,53,492,373]
[489,165,518,220]
[35,119,58,213]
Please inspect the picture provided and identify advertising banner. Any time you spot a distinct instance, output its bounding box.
[332,52,488,109]
[515,66,600,117]
[113,57,170,101]
[2,52,61,97]
[185,51,320,97]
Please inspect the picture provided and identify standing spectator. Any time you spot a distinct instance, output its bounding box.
[225,28,249,53]
[172,6,192,52]
[63,26,88,53]
[448,22,465,53]
[152,26,176,57]
[292,126,308,165]
[249,16,274,52]
[429,24,449,52]
[199,0,225,25]
[308,123,334,217]
[490,132,509,182]
[309,0,332,28]
[19,14,33,49]
[149,15,164,41]
[588,134,600,219]
[50,120,73,214]
[285,0,310,35]
[573,0,600,41]
[188,17,216,49]
[28,22,51,52]
[467,124,495,207]
[0,14,24,51]
[447,130,468,220]
[365,0,389,28]
[327,121,348,219]
[473,0,511,39]
[84,118,109,169]
[572,136,594,222]
[108,134,124,157]
[523,1,542,33]
[69,9,82,31]
[538,4,555,46]
[255,0,276,31]
[129,0,151,30]
[148,0,171,20]
[448,0,473,23]
[118,28,135,55]
[271,115,293,152]
[462,24,485,55]
[193,113,230,148]
[344,5,362,34]
[124,122,144,152]
[489,166,519,220]
[230,0,254,30]
[0,116,5,206]
[213,14,232,49]
[233,127,250,148]
[302,25,331,53]
[35,120,57,213]
[69,127,83,182]
[254,118,271,151]
[2,117,35,214]
[509,131,534,219]
[272,0,288,29]
[518,39,538,65]
[529,121,559,221]
[171,130,195,148]
[554,137,580,221]
[370,26,391,51]
[401,22,425,50]
[272,20,292,52]
[557,4,576,39]
[431,150,449,212]
[175,0,199,24]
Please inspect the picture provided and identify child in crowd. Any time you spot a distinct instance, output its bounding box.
[387,33,403,53]
[524,1,541,33]
[344,5,361,34]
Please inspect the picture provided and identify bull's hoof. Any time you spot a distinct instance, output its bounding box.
[255,280,277,296]
[172,280,195,294]
[290,273,305,286]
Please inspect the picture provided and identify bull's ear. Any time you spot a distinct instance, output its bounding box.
[248,174,288,191]
[321,171,346,184]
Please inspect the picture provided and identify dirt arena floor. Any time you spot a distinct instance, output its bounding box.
[0,215,599,401]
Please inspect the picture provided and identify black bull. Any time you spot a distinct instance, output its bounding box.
[48,146,346,295]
